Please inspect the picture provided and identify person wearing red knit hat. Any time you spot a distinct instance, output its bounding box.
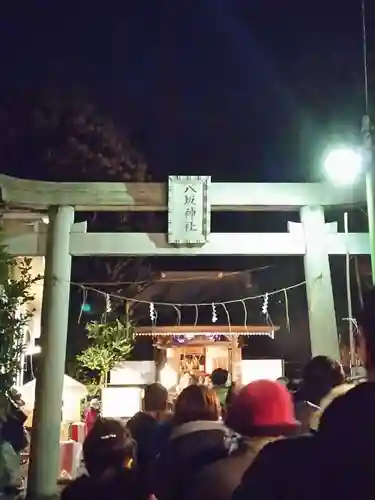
[183,380,300,500]
[227,379,300,437]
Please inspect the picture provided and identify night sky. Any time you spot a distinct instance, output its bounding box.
[1,1,374,367]
[1,0,373,181]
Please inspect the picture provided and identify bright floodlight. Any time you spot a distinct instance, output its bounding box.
[323,148,363,186]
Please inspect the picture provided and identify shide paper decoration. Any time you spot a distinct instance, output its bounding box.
[74,280,306,341]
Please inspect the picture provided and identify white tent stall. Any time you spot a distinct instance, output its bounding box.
[20,375,87,423]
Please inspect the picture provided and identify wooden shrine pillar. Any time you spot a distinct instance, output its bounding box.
[230,335,242,384]
[27,206,74,500]
[300,205,340,361]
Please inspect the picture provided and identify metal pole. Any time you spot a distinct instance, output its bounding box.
[344,212,355,373]
[361,2,375,284]
[363,115,375,284]
[354,256,364,309]
[27,206,74,500]
[17,350,25,388]
[16,323,28,388]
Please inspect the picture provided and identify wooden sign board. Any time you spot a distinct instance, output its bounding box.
[168,175,211,245]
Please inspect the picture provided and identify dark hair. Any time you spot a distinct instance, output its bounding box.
[83,418,135,476]
[174,385,221,425]
[211,368,228,387]
[225,382,240,410]
[357,288,375,368]
[143,383,168,412]
[301,356,344,405]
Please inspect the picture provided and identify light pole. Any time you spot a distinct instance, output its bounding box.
[323,143,371,373]
[361,0,375,283]
[363,115,375,285]
[323,143,374,284]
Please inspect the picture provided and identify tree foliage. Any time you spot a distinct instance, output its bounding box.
[0,87,154,293]
[77,318,135,388]
[0,229,39,404]
[0,88,147,183]
[0,88,156,368]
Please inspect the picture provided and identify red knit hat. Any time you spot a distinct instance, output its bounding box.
[227,379,300,436]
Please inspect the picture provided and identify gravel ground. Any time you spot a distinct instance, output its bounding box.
[18,459,86,498]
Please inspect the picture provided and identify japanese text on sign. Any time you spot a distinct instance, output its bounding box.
[168,176,211,245]
[184,185,198,233]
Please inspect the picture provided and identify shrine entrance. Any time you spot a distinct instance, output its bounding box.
[0,173,369,498]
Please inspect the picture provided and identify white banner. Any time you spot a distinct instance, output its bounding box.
[168,175,211,245]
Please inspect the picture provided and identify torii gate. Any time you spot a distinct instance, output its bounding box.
[0,174,369,499]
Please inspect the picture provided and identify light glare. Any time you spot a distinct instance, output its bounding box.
[323,148,363,186]
[159,365,178,390]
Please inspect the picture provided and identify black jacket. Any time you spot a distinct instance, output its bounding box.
[155,420,239,500]
[1,404,28,452]
[185,436,280,500]
[127,412,171,468]
[61,469,148,500]
[314,381,375,500]
[232,434,315,500]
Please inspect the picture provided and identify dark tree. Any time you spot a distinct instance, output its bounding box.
[0,88,156,370]
[0,88,147,183]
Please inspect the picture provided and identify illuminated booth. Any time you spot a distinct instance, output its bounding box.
[135,324,280,390]
[103,270,282,417]
[103,361,156,418]
[102,324,281,419]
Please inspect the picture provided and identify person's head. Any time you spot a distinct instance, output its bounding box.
[173,385,221,426]
[357,288,375,372]
[83,418,135,476]
[8,388,25,408]
[211,368,229,387]
[90,398,100,410]
[226,380,299,437]
[143,383,168,413]
[301,356,345,405]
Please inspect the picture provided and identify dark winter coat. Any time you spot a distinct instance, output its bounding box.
[154,420,239,500]
[312,381,375,500]
[294,400,319,434]
[127,412,171,467]
[184,436,281,500]
[1,404,28,453]
[231,434,315,500]
[61,468,148,500]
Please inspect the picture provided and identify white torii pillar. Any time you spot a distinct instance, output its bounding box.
[27,206,74,500]
[300,205,340,361]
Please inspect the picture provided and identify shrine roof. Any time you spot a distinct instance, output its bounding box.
[134,270,252,303]
[132,269,273,328]
[135,324,278,336]
[133,270,255,322]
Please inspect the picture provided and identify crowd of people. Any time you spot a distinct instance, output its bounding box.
[62,288,375,500]
[0,289,372,498]
[0,388,29,495]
